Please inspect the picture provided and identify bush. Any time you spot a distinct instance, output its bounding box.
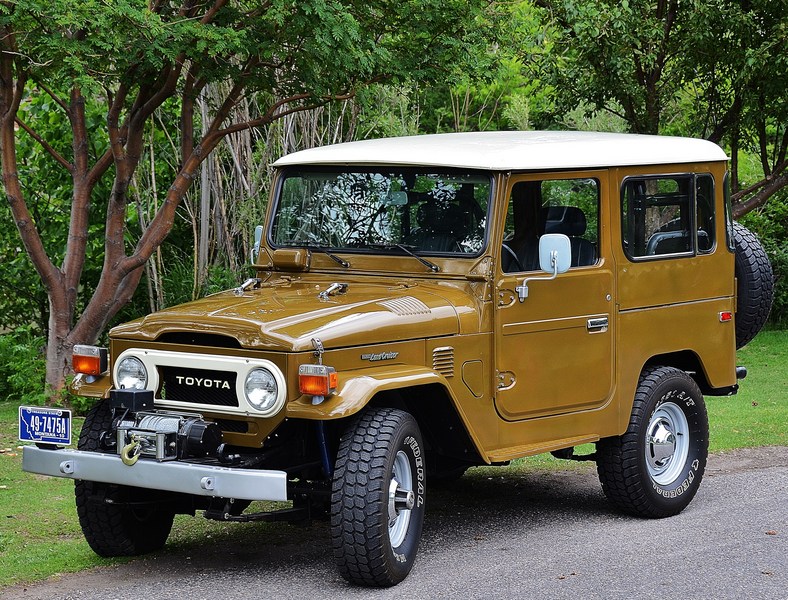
[767,243,788,327]
[739,196,788,328]
[0,326,48,405]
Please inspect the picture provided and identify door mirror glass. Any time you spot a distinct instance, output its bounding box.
[539,233,571,274]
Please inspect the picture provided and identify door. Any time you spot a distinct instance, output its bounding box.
[494,172,615,421]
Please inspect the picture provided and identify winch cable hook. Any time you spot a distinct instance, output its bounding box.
[120,437,142,466]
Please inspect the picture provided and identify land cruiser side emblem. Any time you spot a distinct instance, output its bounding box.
[361,351,399,362]
[175,375,231,389]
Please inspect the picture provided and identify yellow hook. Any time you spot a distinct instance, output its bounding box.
[121,440,141,466]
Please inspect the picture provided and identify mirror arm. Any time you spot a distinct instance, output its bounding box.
[515,250,558,302]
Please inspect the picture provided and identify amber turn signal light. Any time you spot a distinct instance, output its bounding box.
[72,345,108,376]
[299,364,338,396]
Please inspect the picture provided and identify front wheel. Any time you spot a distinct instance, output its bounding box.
[330,408,426,587]
[75,401,176,557]
[596,366,709,518]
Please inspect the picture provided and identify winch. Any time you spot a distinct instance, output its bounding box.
[110,389,223,463]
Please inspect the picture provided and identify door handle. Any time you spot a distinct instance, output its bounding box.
[587,317,609,333]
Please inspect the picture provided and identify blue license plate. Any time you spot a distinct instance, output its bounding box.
[18,406,72,445]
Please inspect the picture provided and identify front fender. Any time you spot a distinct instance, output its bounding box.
[285,365,448,420]
[70,373,113,399]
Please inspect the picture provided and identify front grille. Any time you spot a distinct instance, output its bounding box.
[159,366,239,407]
[215,419,250,433]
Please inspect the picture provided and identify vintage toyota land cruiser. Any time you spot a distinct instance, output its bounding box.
[22,131,773,586]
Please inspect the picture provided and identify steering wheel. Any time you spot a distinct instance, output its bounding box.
[501,242,524,272]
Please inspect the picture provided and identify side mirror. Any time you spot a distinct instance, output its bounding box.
[538,233,571,274]
[516,234,571,302]
[251,225,264,263]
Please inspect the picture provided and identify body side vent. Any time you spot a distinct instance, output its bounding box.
[432,346,455,377]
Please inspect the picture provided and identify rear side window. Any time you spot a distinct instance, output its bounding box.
[621,174,715,260]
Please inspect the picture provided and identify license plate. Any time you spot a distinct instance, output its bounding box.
[18,406,72,445]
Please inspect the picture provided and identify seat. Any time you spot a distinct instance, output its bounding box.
[646,230,691,255]
[544,206,596,266]
[406,202,464,252]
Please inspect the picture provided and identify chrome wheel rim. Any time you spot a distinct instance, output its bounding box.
[388,450,415,548]
[645,401,690,485]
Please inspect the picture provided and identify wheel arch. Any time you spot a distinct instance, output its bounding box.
[368,384,484,470]
[643,350,736,396]
[285,365,486,466]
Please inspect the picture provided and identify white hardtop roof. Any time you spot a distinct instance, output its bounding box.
[273,131,728,171]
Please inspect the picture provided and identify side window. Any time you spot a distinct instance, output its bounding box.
[723,171,735,252]
[621,174,715,260]
[696,174,715,253]
[502,178,599,273]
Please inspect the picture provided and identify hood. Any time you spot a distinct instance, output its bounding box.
[110,279,464,351]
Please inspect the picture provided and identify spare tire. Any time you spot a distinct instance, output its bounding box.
[733,221,773,348]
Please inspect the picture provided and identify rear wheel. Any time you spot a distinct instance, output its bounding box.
[596,366,708,518]
[75,401,176,557]
[330,408,426,587]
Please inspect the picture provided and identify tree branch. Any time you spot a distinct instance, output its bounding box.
[14,117,74,171]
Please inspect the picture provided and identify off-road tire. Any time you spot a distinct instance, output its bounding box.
[330,408,426,587]
[75,401,175,557]
[733,221,773,349]
[596,366,708,518]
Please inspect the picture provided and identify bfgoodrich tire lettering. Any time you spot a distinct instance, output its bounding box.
[596,366,709,518]
[330,408,426,587]
[75,401,175,557]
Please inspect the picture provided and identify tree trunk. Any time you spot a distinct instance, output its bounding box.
[44,296,71,397]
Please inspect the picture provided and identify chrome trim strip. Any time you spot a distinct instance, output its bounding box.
[22,447,288,502]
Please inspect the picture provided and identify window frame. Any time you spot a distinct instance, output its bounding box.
[620,172,716,262]
[500,174,601,274]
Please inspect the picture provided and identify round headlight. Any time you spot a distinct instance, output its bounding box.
[244,368,279,413]
[116,356,148,390]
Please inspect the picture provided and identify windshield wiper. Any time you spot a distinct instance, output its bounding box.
[365,243,440,272]
[279,243,349,268]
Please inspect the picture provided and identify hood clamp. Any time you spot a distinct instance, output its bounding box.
[318,282,348,300]
[234,277,261,296]
[311,338,325,364]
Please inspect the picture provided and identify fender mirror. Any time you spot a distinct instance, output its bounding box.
[251,225,264,263]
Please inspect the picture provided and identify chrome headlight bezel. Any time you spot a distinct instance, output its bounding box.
[115,356,148,390]
[244,367,281,415]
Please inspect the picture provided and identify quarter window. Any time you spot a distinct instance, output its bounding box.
[621,174,716,260]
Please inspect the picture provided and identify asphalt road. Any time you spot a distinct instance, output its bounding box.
[5,446,787,600]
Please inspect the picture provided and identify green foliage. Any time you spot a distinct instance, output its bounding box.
[0,327,48,405]
[740,193,788,327]
[162,262,245,308]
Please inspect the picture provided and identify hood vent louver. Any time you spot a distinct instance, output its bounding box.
[432,346,455,378]
[379,297,430,316]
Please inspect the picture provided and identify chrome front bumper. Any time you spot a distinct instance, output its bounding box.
[22,446,288,502]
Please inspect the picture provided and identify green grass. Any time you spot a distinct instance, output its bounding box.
[1,330,786,589]
[707,329,788,451]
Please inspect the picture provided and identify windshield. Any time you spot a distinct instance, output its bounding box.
[271,168,491,256]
